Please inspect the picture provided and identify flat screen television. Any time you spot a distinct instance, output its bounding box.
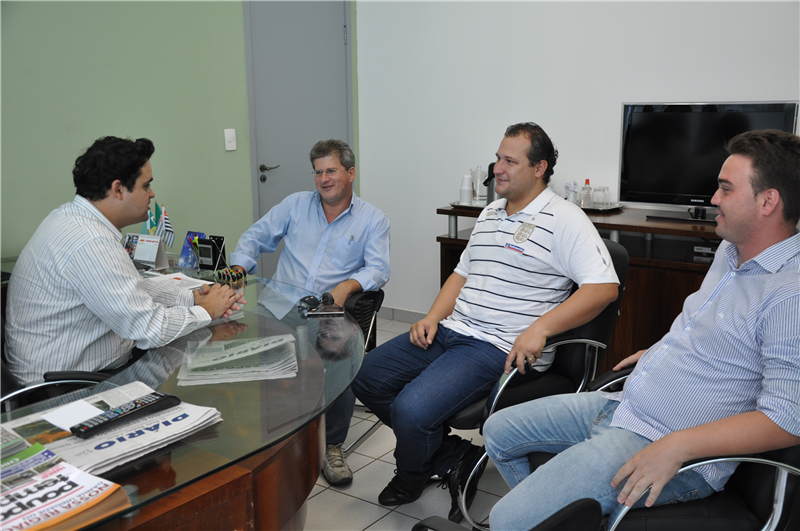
[618,102,798,221]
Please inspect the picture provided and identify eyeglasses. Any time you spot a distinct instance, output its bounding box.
[312,168,345,177]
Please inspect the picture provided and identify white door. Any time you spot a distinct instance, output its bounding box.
[244,1,352,277]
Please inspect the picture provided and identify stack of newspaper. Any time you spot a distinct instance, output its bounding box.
[177,334,298,386]
[1,444,130,530]
[1,382,221,475]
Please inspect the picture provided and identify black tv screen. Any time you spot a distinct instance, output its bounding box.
[619,102,798,208]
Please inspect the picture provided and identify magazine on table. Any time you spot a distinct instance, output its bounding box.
[1,426,29,458]
[1,382,221,475]
[1,443,130,530]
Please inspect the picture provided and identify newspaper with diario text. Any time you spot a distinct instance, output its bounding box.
[0,382,221,475]
[1,444,130,530]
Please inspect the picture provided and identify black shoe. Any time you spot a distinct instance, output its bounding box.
[445,444,487,523]
[378,474,429,506]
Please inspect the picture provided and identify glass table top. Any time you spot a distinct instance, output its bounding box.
[1,276,365,527]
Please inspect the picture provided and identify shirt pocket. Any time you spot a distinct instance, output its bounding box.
[331,237,365,271]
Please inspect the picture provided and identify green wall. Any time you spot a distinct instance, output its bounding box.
[1,1,253,258]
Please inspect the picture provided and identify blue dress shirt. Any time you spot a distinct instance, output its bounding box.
[230,191,390,294]
[610,232,800,491]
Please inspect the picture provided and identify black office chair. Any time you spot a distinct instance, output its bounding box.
[439,238,629,527]
[523,368,800,531]
[342,289,386,457]
[1,317,108,413]
[413,498,602,531]
[344,289,385,353]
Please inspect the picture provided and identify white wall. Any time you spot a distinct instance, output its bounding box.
[356,1,800,314]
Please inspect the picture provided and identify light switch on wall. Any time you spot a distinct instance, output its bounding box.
[224,129,236,151]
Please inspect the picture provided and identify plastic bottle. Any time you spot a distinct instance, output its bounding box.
[580,179,593,209]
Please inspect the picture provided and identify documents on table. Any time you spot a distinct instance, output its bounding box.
[143,271,213,291]
[1,381,221,475]
[177,334,298,386]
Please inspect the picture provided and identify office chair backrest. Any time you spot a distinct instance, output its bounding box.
[548,238,629,389]
[730,444,800,526]
[487,239,629,414]
[344,289,385,352]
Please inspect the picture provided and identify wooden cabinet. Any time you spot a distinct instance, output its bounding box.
[436,206,721,372]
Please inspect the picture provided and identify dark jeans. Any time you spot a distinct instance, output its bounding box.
[352,325,506,483]
[326,387,355,446]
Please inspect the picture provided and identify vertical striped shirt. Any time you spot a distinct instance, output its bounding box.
[6,196,211,385]
[442,189,618,370]
[610,232,800,491]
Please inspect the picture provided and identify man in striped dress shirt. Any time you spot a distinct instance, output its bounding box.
[352,123,620,520]
[484,129,800,530]
[6,136,244,386]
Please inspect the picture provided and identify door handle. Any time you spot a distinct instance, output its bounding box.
[259,164,280,172]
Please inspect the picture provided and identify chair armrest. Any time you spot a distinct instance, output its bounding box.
[544,330,606,351]
[43,371,110,383]
[608,448,800,531]
[1,378,104,407]
[585,367,634,392]
[343,290,385,315]
[486,334,613,418]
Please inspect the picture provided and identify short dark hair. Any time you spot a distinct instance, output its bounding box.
[504,123,559,184]
[309,139,355,170]
[315,319,360,362]
[73,137,155,201]
[726,129,800,226]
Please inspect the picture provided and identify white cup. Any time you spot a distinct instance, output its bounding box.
[460,175,473,204]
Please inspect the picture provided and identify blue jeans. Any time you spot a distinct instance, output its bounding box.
[326,387,355,446]
[484,392,715,530]
[351,325,507,483]
[259,303,355,447]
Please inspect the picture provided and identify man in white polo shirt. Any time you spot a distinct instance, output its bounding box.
[352,122,619,522]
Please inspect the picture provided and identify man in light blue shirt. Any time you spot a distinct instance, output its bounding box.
[230,140,389,307]
[230,139,390,486]
[484,129,800,530]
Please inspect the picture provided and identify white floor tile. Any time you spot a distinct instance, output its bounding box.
[392,481,452,520]
[352,424,396,459]
[345,418,378,447]
[352,407,373,421]
[378,320,412,334]
[365,510,423,531]
[377,329,399,346]
[477,460,511,498]
[344,459,399,505]
[305,488,390,531]
[344,451,375,474]
[376,317,391,327]
[378,451,396,465]
[308,483,327,499]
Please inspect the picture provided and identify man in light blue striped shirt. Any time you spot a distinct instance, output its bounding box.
[484,129,800,530]
[6,137,244,386]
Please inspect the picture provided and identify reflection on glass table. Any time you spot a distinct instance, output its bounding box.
[0,276,364,529]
